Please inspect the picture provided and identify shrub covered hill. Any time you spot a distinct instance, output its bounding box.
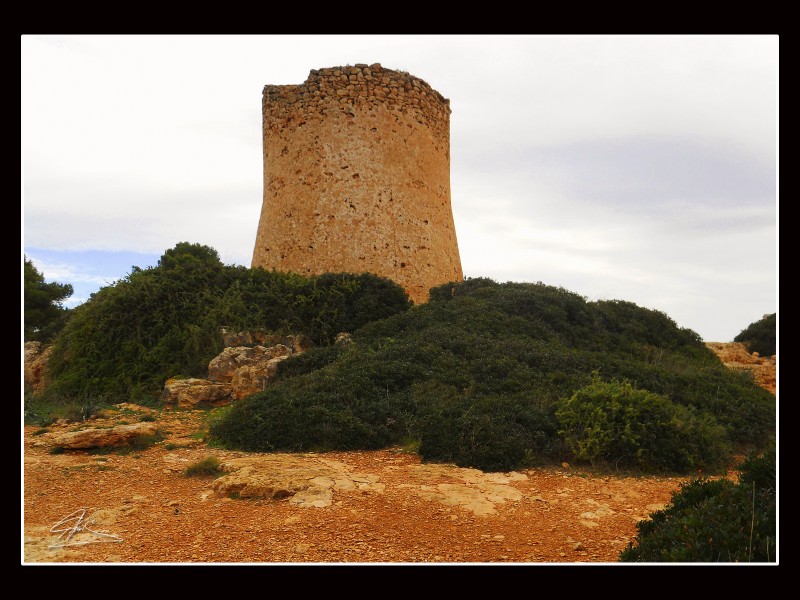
[42,243,412,403]
[734,313,776,358]
[40,243,774,475]
[211,276,775,473]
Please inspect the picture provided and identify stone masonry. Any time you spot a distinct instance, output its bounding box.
[251,64,464,304]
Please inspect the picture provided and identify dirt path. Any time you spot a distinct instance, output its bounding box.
[23,405,701,565]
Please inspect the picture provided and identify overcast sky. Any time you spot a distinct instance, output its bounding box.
[21,35,778,343]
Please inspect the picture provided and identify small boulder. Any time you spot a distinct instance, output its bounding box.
[230,356,288,399]
[208,345,293,383]
[52,422,159,450]
[162,378,233,408]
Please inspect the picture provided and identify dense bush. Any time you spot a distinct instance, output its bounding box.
[620,443,776,562]
[43,242,411,402]
[417,394,559,472]
[734,313,776,357]
[211,278,774,472]
[555,377,730,472]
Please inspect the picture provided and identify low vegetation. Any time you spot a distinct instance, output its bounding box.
[25,250,777,561]
[620,443,776,562]
[210,278,775,473]
[184,456,223,477]
[23,391,110,427]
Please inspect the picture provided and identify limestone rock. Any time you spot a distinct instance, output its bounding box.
[404,464,526,516]
[706,342,776,394]
[162,378,233,408]
[207,347,244,382]
[163,334,310,406]
[24,341,53,394]
[230,356,288,399]
[52,422,159,450]
[334,332,353,348]
[208,345,292,383]
[211,455,384,507]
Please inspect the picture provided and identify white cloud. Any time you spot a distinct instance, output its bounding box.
[21,34,777,342]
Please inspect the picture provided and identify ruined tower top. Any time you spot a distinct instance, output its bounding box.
[252,64,463,303]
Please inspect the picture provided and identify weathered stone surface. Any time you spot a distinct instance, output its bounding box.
[162,336,306,405]
[399,464,527,516]
[580,499,615,520]
[229,355,288,399]
[253,65,463,304]
[24,341,52,394]
[211,455,384,507]
[52,422,159,449]
[162,378,232,408]
[207,348,245,382]
[706,341,776,394]
[334,332,353,348]
[208,345,292,383]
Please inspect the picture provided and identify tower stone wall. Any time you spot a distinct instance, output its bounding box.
[251,63,463,304]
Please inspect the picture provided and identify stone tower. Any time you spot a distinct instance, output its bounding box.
[251,63,463,304]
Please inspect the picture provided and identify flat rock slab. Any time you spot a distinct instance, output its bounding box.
[52,423,159,450]
[211,455,385,507]
[399,464,527,516]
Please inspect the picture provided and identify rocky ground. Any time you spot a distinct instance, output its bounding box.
[705,342,776,394]
[23,341,775,566]
[23,405,705,566]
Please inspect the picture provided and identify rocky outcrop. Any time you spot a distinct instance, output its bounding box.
[162,332,313,406]
[208,344,292,382]
[52,422,159,450]
[706,342,776,394]
[162,378,233,408]
[210,455,528,515]
[211,455,385,507]
[24,341,52,394]
[401,464,527,516]
[334,332,353,348]
[228,358,287,399]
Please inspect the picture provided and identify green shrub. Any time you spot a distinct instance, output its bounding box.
[132,432,164,450]
[273,344,344,380]
[555,378,730,472]
[415,387,561,472]
[184,456,223,477]
[734,313,776,357]
[24,391,111,426]
[43,243,411,401]
[211,279,772,473]
[620,444,776,562]
[210,370,397,453]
